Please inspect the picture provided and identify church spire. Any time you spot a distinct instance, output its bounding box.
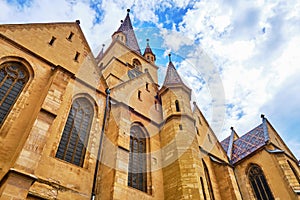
[112,9,141,54]
[95,44,105,62]
[163,54,185,86]
[143,39,156,64]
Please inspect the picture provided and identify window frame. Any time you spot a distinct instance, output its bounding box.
[248,164,274,200]
[128,125,150,193]
[0,61,29,127]
[55,97,94,167]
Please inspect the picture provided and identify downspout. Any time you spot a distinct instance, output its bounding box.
[91,88,110,200]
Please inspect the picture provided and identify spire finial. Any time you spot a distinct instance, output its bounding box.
[121,20,123,23]
[261,114,265,119]
[168,53,171,62]
[230,127,234,131]
[102,44,105,48]
[146,38,149,45]
[127,8,130,13]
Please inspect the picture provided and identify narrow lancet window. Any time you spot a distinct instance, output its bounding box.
[56,97,94,167]
[128,125,147,192]
[175,100,180,112]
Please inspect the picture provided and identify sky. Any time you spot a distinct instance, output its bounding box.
[0,0,299,159]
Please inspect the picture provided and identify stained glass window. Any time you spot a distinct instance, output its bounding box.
[128,125,147,192]
[248,164,274,200]
[0,62,29,126]
[56,97,94,167]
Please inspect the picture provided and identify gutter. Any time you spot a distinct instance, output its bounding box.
[91,88,110,200]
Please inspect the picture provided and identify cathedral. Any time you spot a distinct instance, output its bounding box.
[0,10,300,200]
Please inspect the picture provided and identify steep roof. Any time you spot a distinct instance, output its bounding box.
[114,10,141,54]
[143,39,155,57]
[95,44,105,62]
[163,61,185,86]
[221,136,231,153]
[221,124,267,164]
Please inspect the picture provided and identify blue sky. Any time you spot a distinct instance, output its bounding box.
[1,0,300,159]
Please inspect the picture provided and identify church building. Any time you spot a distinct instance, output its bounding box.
[0,9,299,200]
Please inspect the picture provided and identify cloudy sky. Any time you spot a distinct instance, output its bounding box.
[1,0,299,159]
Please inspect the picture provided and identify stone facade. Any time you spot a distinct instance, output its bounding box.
[0,11,300,200]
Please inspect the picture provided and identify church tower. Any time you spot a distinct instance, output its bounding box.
[159,55,202,199]
[143,39,156,64]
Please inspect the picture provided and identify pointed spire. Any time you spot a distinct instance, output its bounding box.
[163,53,185,86]
[113,9,141,54]
[143,39,156,63]
[96,44,105,62]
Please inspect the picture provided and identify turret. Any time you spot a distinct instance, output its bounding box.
[143,39,156,64]
[159,54,201,199]
[111,9,141,54]
[159,54,192,119]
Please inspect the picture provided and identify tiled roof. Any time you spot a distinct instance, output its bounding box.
[221,136,231,153]
[230,124,266,164]
[115,12,141,54]
[143,42,154,56]
[163,61,185,86]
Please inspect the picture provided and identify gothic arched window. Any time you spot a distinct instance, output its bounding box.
[287,160,300,184]
[203,160,215,200]
[128,125,147,192]
[56,97,94,167]
[0,62,29,127]
[175,100,180,112]
[248,164,274,200]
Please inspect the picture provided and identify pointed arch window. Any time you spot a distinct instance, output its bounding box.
[287,160,300,184]
[248,164,274,200]
[0,62,29,127]
[128,125,147,192]
[203,160,215,200]
[175,100,180,112]
[56,97,94,167]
